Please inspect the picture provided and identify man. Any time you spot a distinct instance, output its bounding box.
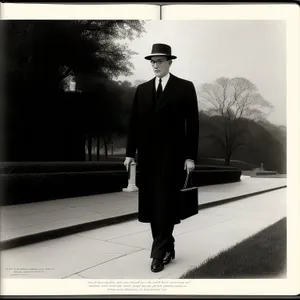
[124,43,199,273]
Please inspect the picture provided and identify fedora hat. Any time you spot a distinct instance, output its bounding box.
[145,43,177,60]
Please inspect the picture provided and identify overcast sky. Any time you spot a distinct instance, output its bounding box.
[117,20,286,126]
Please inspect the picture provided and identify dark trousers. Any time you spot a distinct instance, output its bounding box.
[150,221,175,260]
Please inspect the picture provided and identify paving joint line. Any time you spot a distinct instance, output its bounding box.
[73,273,86,279]
[60,253,131,279]
[107,229,150,242]
[0,185,286,251]
[63,249,145,278]
[174,217,236,237]
[105,239,147,251]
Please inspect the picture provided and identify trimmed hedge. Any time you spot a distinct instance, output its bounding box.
[195,165,237,171]
[1,171,128,205]
[197,158,256,171]
[135,169,241,188]
[1,162,241,205]
[0,161,125,174]
[192,169,241,186]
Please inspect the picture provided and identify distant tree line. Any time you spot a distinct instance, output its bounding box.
[2,20,286,173]
[197,76,286,173]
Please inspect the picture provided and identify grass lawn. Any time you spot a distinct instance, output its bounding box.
[180,217,286,279]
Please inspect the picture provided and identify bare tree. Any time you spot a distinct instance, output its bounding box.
[200,77,273,165]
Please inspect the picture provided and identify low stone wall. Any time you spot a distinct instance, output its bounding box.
[256,171,278,175]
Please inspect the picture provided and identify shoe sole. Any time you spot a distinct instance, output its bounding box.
[151,266,164,273]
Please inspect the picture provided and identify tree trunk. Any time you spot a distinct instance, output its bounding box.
[103,136,108,160]
[225,156,230,166]
[87,136,92,161]
[96,136,100,161]
[225,148,232,166]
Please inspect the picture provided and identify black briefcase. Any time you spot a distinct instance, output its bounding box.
[180,172,199,220]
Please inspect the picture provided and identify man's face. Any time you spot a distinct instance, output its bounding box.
[150,56,172,78]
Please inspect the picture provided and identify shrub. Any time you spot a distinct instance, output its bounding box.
[0,161,125,174]
[1,170,128,205]
[1,162,241,205]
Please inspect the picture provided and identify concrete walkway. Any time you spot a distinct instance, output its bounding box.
[1,186,286,280]
[1,176,286,250]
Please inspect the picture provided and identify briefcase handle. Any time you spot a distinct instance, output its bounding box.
[183,172,193,189]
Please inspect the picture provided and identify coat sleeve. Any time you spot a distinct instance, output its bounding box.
[126,87,139,158]
[185,81,199,163]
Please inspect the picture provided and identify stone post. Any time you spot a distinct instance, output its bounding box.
[69,79,76,91]
[123,162,138,192]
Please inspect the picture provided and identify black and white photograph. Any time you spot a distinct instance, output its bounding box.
[0,3,299,296]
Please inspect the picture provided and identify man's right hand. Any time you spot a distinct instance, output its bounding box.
[124,157,135,171]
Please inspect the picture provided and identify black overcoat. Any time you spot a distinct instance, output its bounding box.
[126,73,199,226]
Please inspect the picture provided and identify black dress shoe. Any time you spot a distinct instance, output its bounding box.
[163,250,175,265]
[151,258,164,272]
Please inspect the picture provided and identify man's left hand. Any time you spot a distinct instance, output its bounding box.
[184,159,195,174]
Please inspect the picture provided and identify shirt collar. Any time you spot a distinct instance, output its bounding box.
[156,73,170,85]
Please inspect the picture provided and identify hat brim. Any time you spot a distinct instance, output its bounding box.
[145,53,177,60]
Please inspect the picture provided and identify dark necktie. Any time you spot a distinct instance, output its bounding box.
[156,78,162,99]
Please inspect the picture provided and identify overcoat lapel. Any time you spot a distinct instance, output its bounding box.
[155,73,177,112]
[142,77,156,112]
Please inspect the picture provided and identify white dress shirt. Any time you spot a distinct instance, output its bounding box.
[155,73,170,91]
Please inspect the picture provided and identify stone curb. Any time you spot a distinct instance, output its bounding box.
[197,185,286,210]
[0,185,286,251]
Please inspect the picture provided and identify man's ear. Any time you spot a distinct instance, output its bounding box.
[168,60,173,66]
